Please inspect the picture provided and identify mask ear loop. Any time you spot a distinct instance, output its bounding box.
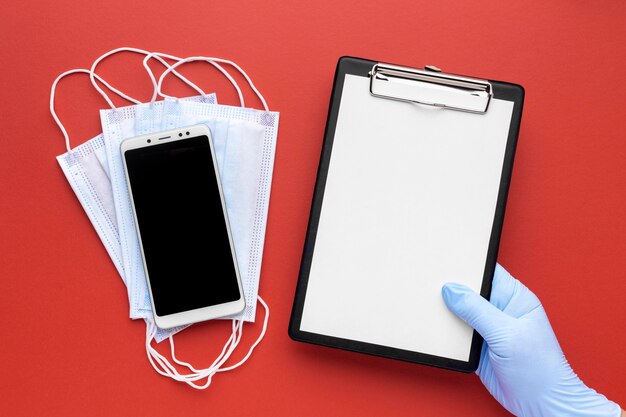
[50,68,142,152]
[146,296,269,389]
[169,296,269,374]
[217,296,269,372]
[170,319,244,373]
[88,47,208,109]
[144,317,243,385]
[141,52,216,104]
[145,319,244,389]
[156,56,270,111]
[149,319,242,380]
[150,53,244,107]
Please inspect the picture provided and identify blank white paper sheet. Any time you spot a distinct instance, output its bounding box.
[299,74,514,361]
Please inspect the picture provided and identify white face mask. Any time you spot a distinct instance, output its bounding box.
[96,54,278,387]
[52,48,217,342]
[53,68,145,287]
[158,97,278,323]
[99,55,278,323]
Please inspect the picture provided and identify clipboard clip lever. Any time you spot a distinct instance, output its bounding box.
[369,63,493,113]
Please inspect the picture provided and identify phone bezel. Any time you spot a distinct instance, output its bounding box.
[121,124,245,329]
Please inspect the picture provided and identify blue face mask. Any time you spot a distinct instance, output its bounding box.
[54,51,278,388]
[97,94,219,322]
[52,50,218,342]
[158,93,279,325]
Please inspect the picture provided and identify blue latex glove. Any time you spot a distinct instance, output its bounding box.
[442,264,621,417]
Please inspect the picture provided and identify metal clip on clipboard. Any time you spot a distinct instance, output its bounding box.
[369,63,493,113]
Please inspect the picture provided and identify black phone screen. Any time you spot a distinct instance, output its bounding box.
[124,135,241,316]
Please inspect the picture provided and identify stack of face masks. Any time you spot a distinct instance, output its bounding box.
[51,47,278,388]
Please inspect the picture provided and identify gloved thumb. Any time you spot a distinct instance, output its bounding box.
[442,283,512,347]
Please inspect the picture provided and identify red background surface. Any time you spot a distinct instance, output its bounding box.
[1,1,624,416]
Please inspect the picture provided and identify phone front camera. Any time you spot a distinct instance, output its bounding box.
[186,131,190,135]
[147,139,152,143]
[179,133,183,137]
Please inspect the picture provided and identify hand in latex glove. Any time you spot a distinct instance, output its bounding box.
[442,264,622,417]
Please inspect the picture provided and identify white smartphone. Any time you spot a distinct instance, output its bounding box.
[121,124,245,329]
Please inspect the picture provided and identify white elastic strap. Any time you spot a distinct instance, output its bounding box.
[150,53,244,106]
[146,319,242,382]
[169,319,243,374]
[50,68,141,152]
[146,321,242,389]
[218,296,269,372]
[157,56,269,111]
[144,296,269,389]
[169,296,269,376]
[141,52,214,104]
[88,47,206,109]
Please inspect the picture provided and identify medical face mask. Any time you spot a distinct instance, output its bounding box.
[159,98,278,323]
[97,96,219,322]
[159,57,278,325]
[89,51,240,323]
[91,51,222,323]
[52,49,217,341]
[98,55,278,387]
[100,56,277,324]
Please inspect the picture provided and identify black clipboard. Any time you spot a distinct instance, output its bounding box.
[289,56,524,372]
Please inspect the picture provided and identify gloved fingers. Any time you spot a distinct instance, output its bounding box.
[490,264,518,311]
[442,282,514,351]
[475,353,503,401]
[492,264,542,318]
[476,339,491,376]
